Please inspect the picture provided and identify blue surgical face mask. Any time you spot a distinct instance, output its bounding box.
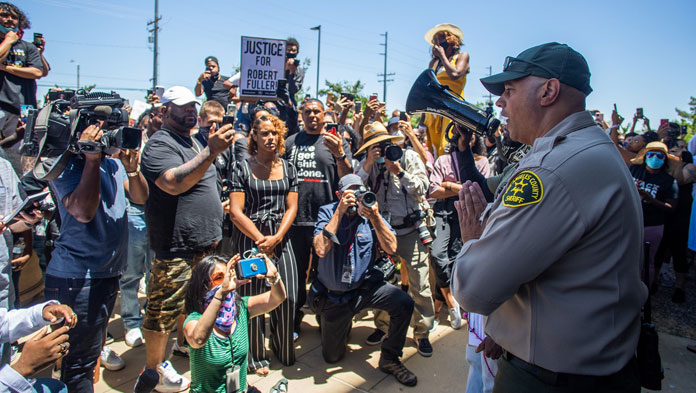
[645,156,665,169]
[0,25,18,35]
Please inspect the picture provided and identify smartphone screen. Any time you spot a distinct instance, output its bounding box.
[369,93,378,102]
[325,123,339,137]
[354,102,362,113]
[33,33,42,46]
[222,115,235,127]
[399,112,408,121]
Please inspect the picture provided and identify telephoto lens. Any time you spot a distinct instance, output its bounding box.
[417,221,433,246]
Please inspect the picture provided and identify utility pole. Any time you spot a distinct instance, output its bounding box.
[378,32,395,104]
[147,0,161,91]
[484,65,493,114]
[70,60,79,90]
[311,25,321,98]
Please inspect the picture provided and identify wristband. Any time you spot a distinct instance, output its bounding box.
[127,171,140,177]
[397,171,405,179]
[266,272,282,286]
[337,153,347,161]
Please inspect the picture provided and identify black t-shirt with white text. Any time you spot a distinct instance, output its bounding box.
[141,129,223,254]
[0,39,42,113]
[630,164,677,227]
[284,131,351,226]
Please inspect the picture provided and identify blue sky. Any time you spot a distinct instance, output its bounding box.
[20,0,696,125]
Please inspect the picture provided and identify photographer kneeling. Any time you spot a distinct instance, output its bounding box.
[310,174,417,387]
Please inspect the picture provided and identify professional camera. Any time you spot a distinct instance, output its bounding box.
[22,90,142,180]
[347,185,376,214]
[378,141,403,162]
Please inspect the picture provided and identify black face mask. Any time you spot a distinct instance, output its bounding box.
[198,126,211,141]
[286,52,298,59]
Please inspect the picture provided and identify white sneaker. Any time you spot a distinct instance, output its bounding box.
[100,346,126,371]
[171,338,189,357]
[126,328,144,347]
[155,361,190,393]
[449,308,462,330]
[429,318,439,333]
[139,277,147,295]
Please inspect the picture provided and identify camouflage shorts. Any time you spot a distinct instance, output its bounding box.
[142,254,203,333]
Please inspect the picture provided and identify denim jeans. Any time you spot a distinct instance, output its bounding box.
[119,211,152,330]
[466,345,497,393]
[32,377,68,393]
[44,276,119,393]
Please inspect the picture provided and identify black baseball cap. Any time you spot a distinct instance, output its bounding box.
[481,42,592,96]
[204,56,219,66]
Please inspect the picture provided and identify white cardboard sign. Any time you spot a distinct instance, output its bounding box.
[239,36,286,100]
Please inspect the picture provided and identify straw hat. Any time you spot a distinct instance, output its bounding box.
[630,141,679,165]
[424,23,463,46]
[355,122,404,156]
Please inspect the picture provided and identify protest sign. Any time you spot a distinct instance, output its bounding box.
[240,36,286,100]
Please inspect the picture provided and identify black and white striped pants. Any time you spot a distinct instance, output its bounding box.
[236,234,298,371]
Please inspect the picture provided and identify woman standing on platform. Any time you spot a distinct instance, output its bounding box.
[229,114,299,375]
[421,23,470,157]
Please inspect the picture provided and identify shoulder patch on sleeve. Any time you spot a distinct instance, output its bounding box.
[502,170,544,207]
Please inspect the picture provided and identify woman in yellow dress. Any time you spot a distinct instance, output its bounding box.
[422,23,470,157]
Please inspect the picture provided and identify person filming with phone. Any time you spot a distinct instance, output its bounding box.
[194,56,235,109]
[310,174,417,386]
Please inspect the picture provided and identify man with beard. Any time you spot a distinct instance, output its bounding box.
[137,86,235,392]
[283,99,352,338]
[310,174,416,386]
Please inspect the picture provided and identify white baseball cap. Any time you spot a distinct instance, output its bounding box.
[160,86,200,106]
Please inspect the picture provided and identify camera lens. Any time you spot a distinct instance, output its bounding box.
[360,191,376,208]
[385,145,403,162]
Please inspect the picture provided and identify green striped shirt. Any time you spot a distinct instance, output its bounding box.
[186,296,249,393]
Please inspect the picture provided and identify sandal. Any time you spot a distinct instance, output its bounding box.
[254,366,270,376]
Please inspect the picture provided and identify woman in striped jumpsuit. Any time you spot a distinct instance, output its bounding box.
[229,114,298,375]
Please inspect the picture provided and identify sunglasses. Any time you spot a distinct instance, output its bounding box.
[503,56,559,79]
[211,271,225,287]
[645,151,665,160]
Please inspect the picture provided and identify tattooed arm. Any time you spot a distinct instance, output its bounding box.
[155,147,216,196]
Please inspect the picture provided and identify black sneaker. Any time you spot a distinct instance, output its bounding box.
[378,358,417,386]
[672,288,686,303]
[417,338,433,357]
[365,329,387,346]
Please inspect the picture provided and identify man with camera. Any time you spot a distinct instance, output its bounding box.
[45,114,148,391]
[355,122,435,358]
[139,86,235,392]
[452,43,646,392]
[0,3,43,171]
[194,56,235,110]
[284,98,352,338]
[310,174,417,386]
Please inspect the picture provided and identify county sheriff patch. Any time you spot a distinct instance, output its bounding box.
[502,170,544,207]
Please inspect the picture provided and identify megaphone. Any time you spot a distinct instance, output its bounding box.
[406,69,500,137]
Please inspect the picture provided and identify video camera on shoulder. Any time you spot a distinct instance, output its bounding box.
[21,90,143,181]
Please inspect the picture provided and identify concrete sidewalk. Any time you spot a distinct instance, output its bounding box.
[36,304,696,392]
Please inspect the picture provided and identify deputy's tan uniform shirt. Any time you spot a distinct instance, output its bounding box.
[452,111,648,375]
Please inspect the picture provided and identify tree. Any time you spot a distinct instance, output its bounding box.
[675,96,696,141]
[318,79,366,103]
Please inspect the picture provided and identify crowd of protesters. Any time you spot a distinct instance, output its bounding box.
[0,3,694,393]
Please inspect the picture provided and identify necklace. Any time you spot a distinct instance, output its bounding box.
[253,156,275,171]
[165,129,202,154]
